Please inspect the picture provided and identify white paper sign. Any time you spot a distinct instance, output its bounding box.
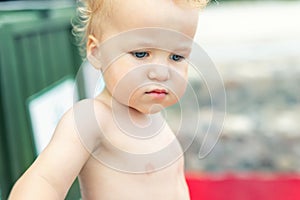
[28,78,77,154]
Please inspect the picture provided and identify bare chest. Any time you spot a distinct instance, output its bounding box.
[78,112,190,199]
[93,122,183,173]
[79,156,189,200]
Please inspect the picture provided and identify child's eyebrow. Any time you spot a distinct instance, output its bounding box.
[172,47,192,54]
[128,41,192,54]
[125,34,193,49]
[128,46,192,56]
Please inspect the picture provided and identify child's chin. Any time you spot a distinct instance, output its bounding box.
[137,104,165,114]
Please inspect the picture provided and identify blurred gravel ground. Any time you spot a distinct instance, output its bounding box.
[177,1,300,172]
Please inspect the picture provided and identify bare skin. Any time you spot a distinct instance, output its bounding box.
[79,91,190,200]
[9,0,200,199]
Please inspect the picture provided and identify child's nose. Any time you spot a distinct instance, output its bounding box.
[147,65,170,82]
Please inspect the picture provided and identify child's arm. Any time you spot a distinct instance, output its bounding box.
[9,105,91,199]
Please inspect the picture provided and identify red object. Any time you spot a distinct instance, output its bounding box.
[185,172,300,200]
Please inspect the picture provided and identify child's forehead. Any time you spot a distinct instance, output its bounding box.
[100,28,193,50]
[100,0,199,38]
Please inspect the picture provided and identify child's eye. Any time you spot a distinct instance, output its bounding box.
[170,54,185,62]
[131,51,149,59]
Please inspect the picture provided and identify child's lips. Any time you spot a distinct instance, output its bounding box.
[145,89,168,99]
[146,89,168,94]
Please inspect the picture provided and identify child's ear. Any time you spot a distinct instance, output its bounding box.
[87,35,102,69]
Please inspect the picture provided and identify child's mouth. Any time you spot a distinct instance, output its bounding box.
[145,89,168,99]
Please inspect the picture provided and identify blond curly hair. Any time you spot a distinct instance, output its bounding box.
[72,0,209,57]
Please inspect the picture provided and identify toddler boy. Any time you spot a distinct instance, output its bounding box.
[9,0,208,199]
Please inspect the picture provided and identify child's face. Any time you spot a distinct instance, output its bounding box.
[89,0,199,114]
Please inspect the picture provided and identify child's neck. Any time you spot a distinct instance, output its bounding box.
[96,88,166,138]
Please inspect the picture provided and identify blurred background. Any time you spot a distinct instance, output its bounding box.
[0,0,300,199]
[187,0,300,173]
[181,1,300,199]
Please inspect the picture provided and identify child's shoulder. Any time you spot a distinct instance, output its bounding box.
[60,98,110,122]
[57,99,111,138]
[71,98,111,126]
[53,99,111,152]
[72,98,111,115]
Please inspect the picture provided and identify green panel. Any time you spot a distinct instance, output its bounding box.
[0,6,82,199]
[0,23,31,182]
[0,84,11,200]
[37,33,54,86]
